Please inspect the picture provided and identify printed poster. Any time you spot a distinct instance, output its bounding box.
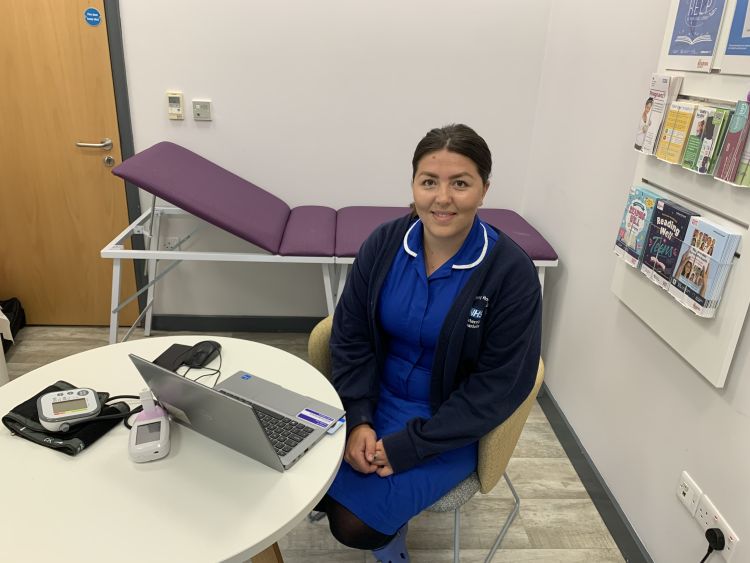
[666,0,727,72]
[722,0,750,75]
[669,0,726,55]
[726,0,750,55]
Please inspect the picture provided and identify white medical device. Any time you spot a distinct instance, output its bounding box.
[129,390,170,463]
[37,388,102,432]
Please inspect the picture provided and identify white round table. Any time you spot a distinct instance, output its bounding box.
[0,336,344,563]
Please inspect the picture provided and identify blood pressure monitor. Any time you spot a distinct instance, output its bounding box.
[37,388,102,432]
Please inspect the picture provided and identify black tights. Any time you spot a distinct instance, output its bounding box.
[314,495,395,550]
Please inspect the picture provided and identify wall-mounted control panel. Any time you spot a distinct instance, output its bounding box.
[166,91,184,120]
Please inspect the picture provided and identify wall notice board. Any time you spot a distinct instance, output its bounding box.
[612,0,750,388]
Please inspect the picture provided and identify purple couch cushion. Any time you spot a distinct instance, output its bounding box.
[279,206,337,256]
[335,206,410,257]
[336,206,557,261]
[113,142,291,254]
[479,209,558,261]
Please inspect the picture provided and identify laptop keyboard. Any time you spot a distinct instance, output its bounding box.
[217,390,314,456]
[255,405,315,455]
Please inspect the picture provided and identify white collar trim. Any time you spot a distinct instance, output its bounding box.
[452,223,488,270]
[403,220,489,270]
[403,220,420,257]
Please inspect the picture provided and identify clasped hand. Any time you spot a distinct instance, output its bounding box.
[344,424,393,477]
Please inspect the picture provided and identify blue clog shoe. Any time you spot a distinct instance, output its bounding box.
[371,523,409,563]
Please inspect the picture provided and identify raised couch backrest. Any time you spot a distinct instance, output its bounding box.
[113,142,292,254]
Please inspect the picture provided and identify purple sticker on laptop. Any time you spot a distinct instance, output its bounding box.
[297,408,334,428]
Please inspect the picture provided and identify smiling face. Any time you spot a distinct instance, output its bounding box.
[412,149,489,253]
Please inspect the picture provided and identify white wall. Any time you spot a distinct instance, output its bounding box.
[118,1,750,559]
[119,0,552,316]
[523,2,750,562]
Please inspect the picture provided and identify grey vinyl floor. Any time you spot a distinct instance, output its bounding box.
[5,327,624,563]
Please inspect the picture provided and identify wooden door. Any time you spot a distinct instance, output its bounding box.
[0,0,138,325]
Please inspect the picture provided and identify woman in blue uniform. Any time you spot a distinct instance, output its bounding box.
[316,124,542,561]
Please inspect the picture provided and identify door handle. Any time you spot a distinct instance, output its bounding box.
[75,138,113,150]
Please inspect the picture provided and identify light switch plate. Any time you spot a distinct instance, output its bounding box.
[192,99,212,121]
[677,470,702,516]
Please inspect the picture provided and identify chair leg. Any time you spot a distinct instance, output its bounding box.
[484,471,520,563]
[308,510,327,523]
[453,507,461,563]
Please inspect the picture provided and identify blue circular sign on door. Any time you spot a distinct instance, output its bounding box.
[84,8,101,26]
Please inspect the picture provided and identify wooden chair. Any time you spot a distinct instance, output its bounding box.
[307,315,545,562]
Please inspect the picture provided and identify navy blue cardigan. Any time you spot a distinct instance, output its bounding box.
[330,214,542,473]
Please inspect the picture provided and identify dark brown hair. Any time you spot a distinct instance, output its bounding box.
[411,124,492,184]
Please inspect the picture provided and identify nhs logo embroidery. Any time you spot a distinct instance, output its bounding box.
[241,374,252,380]
[467,296,489,329]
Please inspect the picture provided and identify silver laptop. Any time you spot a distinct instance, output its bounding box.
[129,354,344,472]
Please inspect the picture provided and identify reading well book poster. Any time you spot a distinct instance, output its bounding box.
[722,0,750,75]
[666,0,727,72]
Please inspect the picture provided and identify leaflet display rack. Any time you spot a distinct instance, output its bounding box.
[611,0,750,388]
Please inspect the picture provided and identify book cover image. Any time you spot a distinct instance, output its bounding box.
[660,102,697,164]
[641,199,699,289]
[673,245,713,306]
[714,100,750,181]
[670,217,741,313]
[634,74,671,154]
[694,107,730,174]
[614,186,659,267]
[655,103,681,160]
[682,107,714,169]
[733,134,750,185]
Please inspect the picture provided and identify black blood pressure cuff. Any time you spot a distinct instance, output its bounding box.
[1,380,129,456]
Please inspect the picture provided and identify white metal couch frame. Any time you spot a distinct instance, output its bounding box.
[101,205,558,345]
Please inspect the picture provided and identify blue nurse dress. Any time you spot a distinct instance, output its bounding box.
[327,216,498,535]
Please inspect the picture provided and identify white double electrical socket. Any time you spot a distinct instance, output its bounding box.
[677,471,740,561]
[677,470,702,516]
[695,495,740,562]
